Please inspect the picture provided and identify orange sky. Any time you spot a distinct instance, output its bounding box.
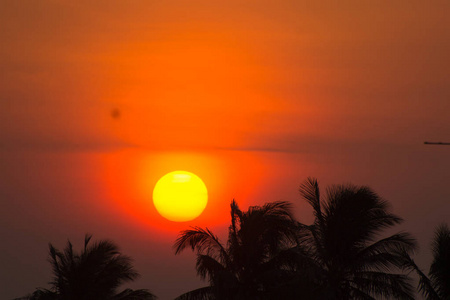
[1,1,450,299]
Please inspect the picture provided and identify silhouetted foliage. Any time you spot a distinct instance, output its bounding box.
[403,224,450,299]
[173,200,300,300]
[174,178,419,299]
[430,224,450,299]
[20,234,156,300]
[293,177,417,299]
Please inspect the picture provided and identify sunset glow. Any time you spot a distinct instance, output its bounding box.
[2,1,450,299]
[153,171,208,222]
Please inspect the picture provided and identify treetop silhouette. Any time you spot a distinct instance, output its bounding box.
[20,234,156,300]
[174,177,418,299]
[174,200,298,299]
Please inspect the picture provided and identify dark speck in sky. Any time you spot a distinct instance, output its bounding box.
[111,108,121,119]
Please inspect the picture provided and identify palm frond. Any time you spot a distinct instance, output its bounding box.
[112,288,157,300]
[27,289,57,300]
[174,227,228,261]
[298,224,327,266]
[252,201,298,253]
[347,286,376,300]
[174,286,215,300]
[350,271,415,300]
[359,233,416,256]
[195,254,227,281]
[267,245,322,278]
[228,199,242,267]
[401,253,440,300]
[230,199,242,235]
[430,223,450,298]
[355,233,417,271]
[260,201,295,219]
[299,177,323,227]
[84,233,92,251]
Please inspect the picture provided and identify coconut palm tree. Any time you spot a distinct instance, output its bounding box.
[294,177,417,299]
[173,200,300,300]
[403,224,450,299]
[24,234,156,300]
[428,224,450,299]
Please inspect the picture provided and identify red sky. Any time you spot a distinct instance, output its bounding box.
[1,1,450,299]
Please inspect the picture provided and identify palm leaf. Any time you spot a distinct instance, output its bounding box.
[27,289,57,300]
[299,177,324,228]
[112,288,157,300]
[355,233,417,271]
[401,253,440,300]
[195,254,227,281]
[350,271,414,299]
[174,286,215,300]
[430,224,450,298]
[174,227,229,263]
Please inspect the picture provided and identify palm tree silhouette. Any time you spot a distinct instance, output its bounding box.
[293,177,417,299]
[428,224,450,299]
[24,234,156,300]
[173,200,299,300]
[404,224,450,299]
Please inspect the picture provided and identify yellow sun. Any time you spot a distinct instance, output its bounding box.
[153,171,208,222]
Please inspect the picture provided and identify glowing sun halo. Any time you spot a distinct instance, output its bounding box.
[153,171,208,222]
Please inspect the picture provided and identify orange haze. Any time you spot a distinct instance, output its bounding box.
[1,1,450,299]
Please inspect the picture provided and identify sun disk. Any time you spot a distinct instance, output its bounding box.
[153,171,208,222]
